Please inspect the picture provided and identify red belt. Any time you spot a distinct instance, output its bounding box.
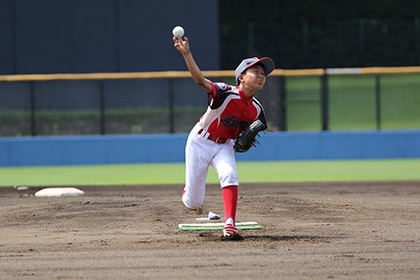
[198,129,228,144]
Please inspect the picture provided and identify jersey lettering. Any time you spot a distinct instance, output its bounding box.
[221,115,249,128]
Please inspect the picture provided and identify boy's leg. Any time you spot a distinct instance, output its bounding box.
[222,185,238,225]
[212,143,243,239]
[222,184,242,239]
[182,126,213,211]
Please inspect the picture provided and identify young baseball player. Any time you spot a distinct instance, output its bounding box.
[173,35,274,240]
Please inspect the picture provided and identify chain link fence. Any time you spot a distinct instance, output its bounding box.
[1,69,420,137]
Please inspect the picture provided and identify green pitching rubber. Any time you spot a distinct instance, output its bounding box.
[178,221,262,231]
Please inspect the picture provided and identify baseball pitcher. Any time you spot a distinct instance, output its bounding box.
[173,35,274,240]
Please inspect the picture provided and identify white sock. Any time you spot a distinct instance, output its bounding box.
[225,217,234,226]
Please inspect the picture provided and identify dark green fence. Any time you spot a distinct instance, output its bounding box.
[1,68,420,137]
[221,18,420,70]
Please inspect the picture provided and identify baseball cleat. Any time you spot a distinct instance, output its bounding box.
[193,205,204,215]
[222,224,244,241]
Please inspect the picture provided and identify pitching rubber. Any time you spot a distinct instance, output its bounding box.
[178,221,262,231]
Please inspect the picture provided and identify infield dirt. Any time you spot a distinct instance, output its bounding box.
[1,181,419,279]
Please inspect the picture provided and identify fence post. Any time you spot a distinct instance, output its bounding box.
[30,81,36,136]
[375,75,381,130]
[168,79,175,133]
[278,76,287,131]
[99,80,105,135]
[320,72,329,131]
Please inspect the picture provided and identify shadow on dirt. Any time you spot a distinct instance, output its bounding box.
[244,235,341,241]
[198,232,344,242]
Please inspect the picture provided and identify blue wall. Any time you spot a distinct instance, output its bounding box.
[1,130,420,167]
[0,0,219,74]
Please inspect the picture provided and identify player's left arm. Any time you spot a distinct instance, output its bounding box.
[173,36,213,93]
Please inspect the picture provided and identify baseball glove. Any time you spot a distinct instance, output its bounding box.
[234,119,266,153]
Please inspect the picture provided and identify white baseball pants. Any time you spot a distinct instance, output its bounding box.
[182,123,239,209]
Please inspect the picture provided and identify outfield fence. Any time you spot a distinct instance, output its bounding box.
[1,66,420,137]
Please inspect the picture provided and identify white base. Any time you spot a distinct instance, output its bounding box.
[34,187,85,197]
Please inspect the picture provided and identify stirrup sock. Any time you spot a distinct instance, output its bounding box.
[222,185,238,225]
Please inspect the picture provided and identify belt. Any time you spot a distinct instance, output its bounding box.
[198,129,228,144]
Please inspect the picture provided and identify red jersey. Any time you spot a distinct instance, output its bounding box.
[198,82,267,139]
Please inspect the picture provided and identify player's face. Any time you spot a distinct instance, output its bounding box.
[242,65,266,89]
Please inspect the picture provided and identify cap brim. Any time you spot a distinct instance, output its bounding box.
[249,57,275,76]
[235,57,275,85]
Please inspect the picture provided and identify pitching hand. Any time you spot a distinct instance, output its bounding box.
[173,36,190,55]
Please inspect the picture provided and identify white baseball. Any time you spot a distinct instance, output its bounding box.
[172,26,184,38]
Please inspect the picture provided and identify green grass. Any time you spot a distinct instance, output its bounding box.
[1,159,419,187]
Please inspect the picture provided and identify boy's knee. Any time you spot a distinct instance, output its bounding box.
[219,171,239,188]
[182,189,204,209]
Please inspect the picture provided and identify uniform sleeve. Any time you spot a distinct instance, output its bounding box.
[253,99,268,129]
[207,82,233,108]
[208,81,217,98]
[257,110,268,129]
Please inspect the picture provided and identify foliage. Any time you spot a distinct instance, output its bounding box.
[219,0,420,69]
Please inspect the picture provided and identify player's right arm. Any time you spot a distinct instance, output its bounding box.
[173,37,213,93]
